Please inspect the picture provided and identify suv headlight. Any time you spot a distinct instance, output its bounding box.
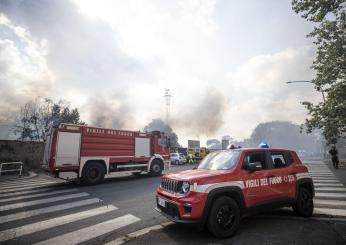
[181,181,190,193]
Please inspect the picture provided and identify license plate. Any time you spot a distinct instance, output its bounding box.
[158,197,166,208]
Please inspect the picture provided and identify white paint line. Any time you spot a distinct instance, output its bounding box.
[315,192,346,198]
[34,214,140,245]
[0,188,79,203]
[314,183,344,187]
[0,180,58,188]
[314,199,346,207]
[315,187,346,192]
[0,198,101,224]
[106,222,173,245]
[313,180,340,183]
[312,178,339,181]
[314,208,346,217]
[0,192,89,211]
[0,184,60,195]
[0,178,53,185]
[0,205,117,242]
[0,182,58,192]
[0,187,61,198]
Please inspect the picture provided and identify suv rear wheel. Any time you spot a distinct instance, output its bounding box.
[207,196,240,238]
[293,187,313,217]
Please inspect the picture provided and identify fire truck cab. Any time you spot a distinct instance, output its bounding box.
[42,123,170,185]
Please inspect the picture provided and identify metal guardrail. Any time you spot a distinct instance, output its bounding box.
[0,162,23,176]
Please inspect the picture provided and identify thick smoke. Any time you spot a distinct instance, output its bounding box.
[88,94,133,129]
[171,88,228,136]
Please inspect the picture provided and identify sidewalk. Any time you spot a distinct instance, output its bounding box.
[323,159,346,186]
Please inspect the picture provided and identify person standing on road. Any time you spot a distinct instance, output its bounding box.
[329,146,339,169]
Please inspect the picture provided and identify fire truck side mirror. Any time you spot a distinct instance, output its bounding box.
[167,138,171,148]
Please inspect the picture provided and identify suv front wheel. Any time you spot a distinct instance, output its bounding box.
[293,187,313,217]
[207,196,240,238]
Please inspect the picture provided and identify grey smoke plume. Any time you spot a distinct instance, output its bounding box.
[171,88,228,136]
[89,94,133,129]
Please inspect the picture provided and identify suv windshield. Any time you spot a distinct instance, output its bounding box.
[198,150,240,170]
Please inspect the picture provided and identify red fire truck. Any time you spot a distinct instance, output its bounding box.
[41,123,170,184]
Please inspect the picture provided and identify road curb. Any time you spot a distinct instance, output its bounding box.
[106,222,173,245]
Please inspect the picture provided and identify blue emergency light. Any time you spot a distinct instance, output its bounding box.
[259,142,269,148]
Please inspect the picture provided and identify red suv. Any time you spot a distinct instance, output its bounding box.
[155,148,314,238]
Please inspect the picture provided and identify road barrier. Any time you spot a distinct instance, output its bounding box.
[0,162,23,177]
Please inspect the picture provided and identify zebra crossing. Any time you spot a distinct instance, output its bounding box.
[304,161,346,217]
[0,176,140,244]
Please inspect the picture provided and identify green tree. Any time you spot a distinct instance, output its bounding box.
[292,0,346,144]
[15,97,85,141]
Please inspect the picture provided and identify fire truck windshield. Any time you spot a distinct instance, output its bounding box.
[198,150,240,170]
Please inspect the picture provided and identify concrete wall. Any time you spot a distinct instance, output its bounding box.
[0,140,43,170]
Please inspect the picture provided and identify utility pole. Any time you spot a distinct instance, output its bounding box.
[164,89,171,125]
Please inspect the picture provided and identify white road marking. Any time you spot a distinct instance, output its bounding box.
[314,199,346,207]
[0,180,58,189]
[106,222,173,245]
[0,178,56,187]
[312,177,339,181]
[313,180,340,183]
[0,182,58,192]
[34,214,141,245]
[314,183,344,187]
[0,187,61,198]
[314,208,346,217]
[0,198,101,224]
[0,188,79,203]
[315,187,346,192]
[0,205,117,242]
[315,192,346,198]
[0,192,89,211]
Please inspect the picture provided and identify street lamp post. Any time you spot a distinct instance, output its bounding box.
[286,80,326,102]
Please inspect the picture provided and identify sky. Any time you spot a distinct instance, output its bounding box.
[0,0,323,146]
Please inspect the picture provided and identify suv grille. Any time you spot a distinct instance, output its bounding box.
[160,178,181,194]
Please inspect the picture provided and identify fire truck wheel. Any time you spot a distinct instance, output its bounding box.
[81,161,106,185]
[149,159,163,177]
[207,196,240,238]
[292,187,313,217]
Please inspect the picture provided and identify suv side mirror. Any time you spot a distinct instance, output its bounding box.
[247,162,262,172]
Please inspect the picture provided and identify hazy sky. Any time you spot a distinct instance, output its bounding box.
[0,0,323,146]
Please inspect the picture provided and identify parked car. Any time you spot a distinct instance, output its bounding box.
[170,153,186,165]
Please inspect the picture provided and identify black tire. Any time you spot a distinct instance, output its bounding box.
[293,187,314,217]
[81,161,106,185]
[207,196,240,238]
[149,159,163,177]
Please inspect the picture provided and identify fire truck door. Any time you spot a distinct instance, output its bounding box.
[135,138,150,158]
[55,132,81,166]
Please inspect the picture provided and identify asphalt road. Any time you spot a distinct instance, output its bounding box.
[1,161,346,244]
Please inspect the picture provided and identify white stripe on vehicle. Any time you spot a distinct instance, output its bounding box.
[0,198,101,224]
[34,214,140,245]
[194,181,244,193]
[0,192,89,211]
[0,205,117,242]
[0,188,79,203]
